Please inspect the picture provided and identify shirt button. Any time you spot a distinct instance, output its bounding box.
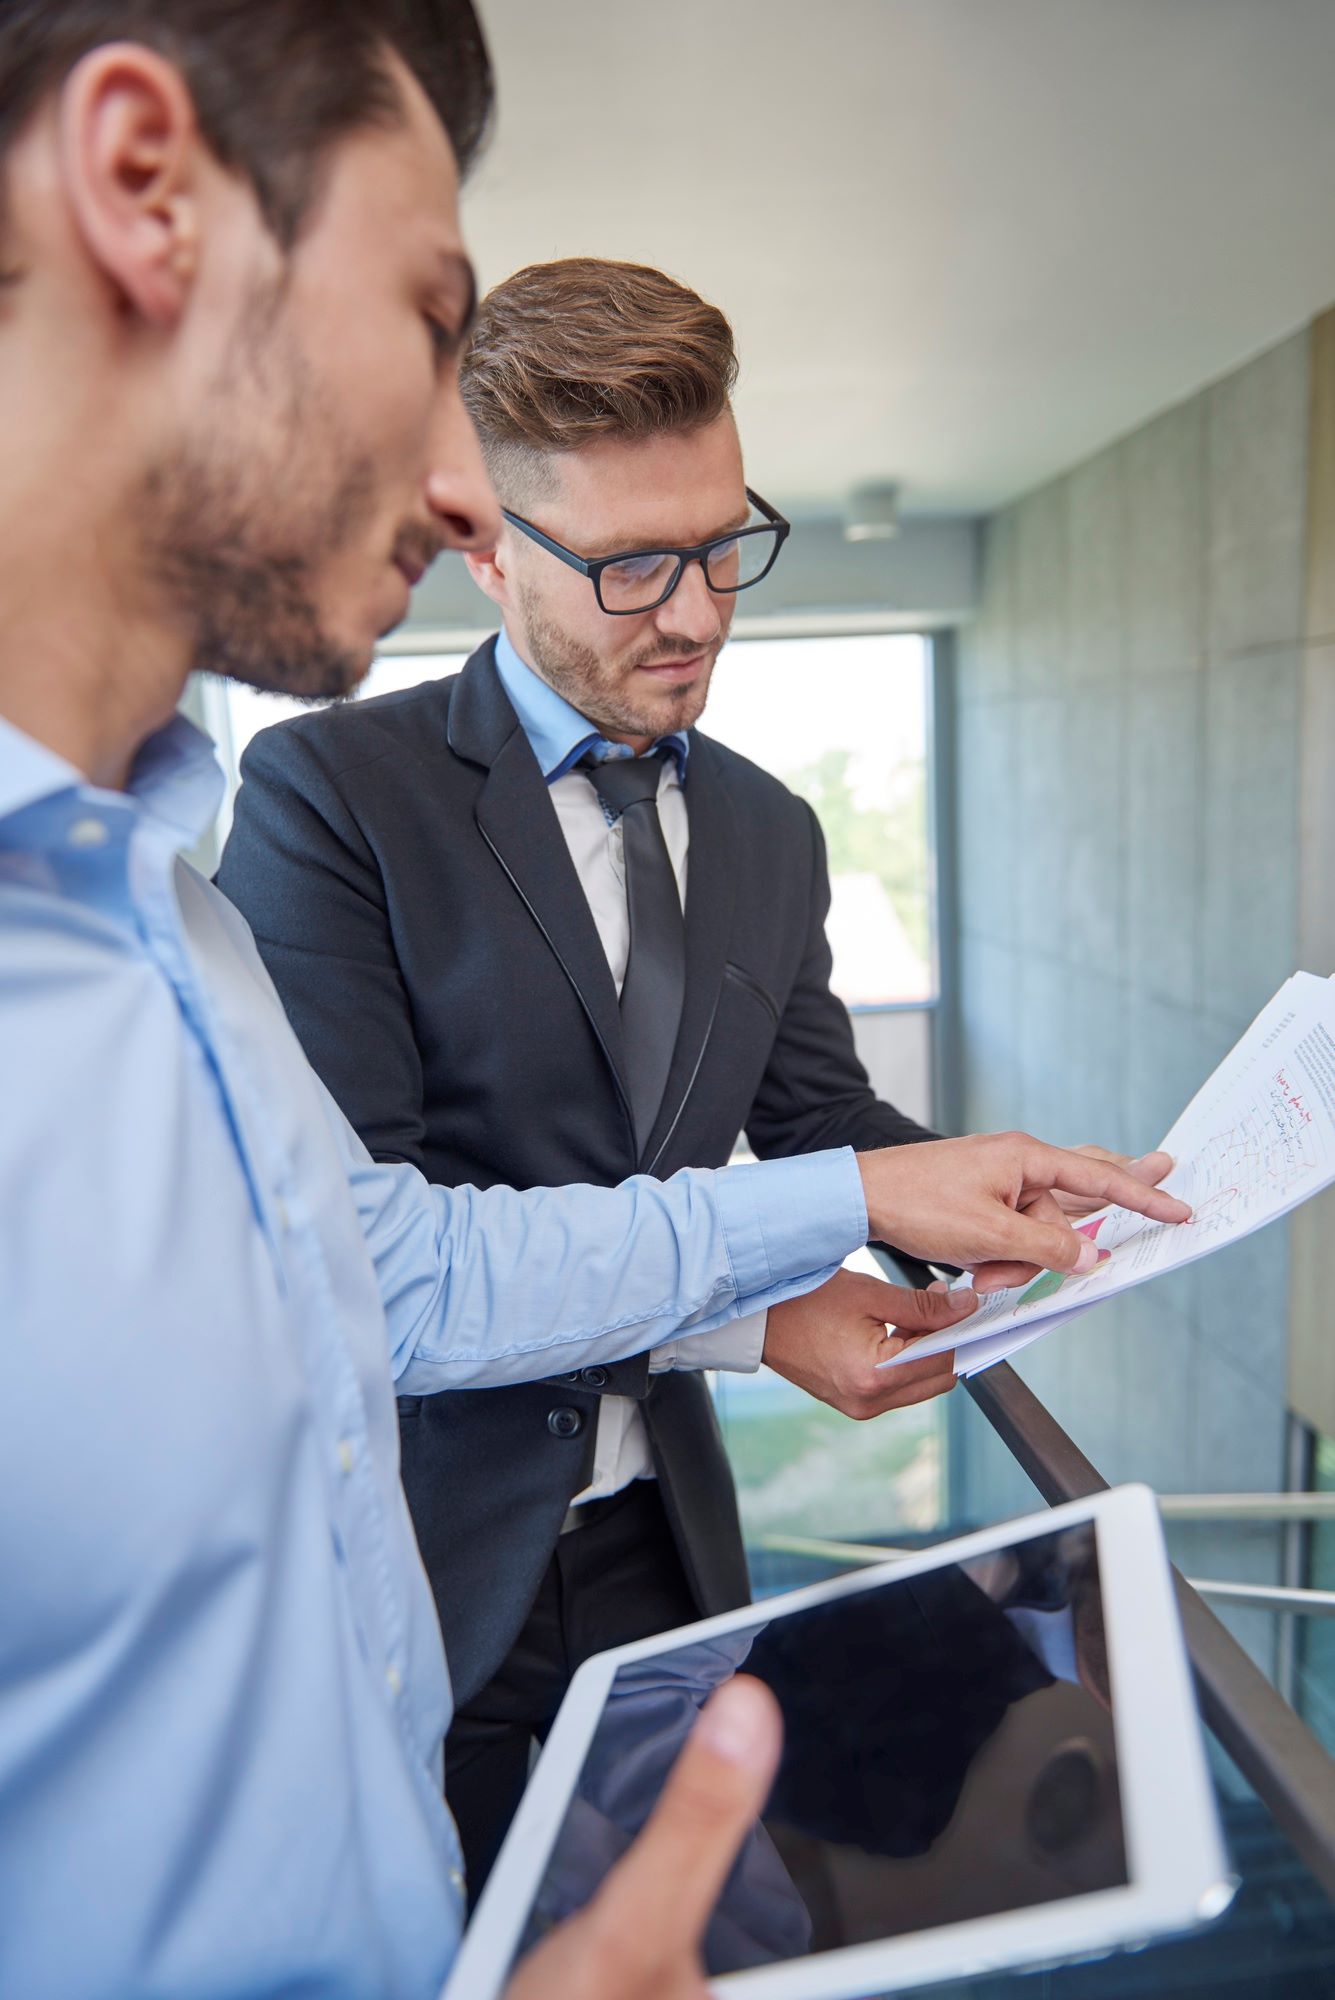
[274,1198,291,1231]
[581,1366,609,1390]
[385,1664,402,1697]
[448,1867,465,1893]
[68,817,109,849]
[337,1439,355,1475]
[547,1406,585,1439]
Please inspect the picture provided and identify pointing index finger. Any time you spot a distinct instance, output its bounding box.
[1034,1143,1192,1223]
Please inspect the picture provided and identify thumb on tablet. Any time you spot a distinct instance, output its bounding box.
[501,1676,782,2000]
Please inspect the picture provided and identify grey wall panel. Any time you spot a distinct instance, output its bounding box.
[951,321,1318,1542]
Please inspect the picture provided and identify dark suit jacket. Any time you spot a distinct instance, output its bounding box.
[217,639,936,1706]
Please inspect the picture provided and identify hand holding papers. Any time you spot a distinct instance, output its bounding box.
[881,973,1335,1378]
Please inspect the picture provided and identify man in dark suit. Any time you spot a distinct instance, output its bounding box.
[217,257,1164,1893]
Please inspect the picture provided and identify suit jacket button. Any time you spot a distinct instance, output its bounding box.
[581,1366,609,1390]
[548,1406,584,1439]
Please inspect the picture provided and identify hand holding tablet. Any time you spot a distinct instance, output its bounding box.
[500,1675,784,2000]
[448,1487,1233,2000]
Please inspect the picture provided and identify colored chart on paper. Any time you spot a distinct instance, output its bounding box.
[1016,1218,1106,1307]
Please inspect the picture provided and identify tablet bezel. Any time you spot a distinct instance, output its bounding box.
[443,1484,1234,2000]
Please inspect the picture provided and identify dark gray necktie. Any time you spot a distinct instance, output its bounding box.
[585,753,686,1160]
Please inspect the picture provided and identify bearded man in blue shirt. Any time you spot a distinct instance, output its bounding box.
[0,5,1189,1998]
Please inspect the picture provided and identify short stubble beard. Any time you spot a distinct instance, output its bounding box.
[138,278,379,703]
[517,581,723,742]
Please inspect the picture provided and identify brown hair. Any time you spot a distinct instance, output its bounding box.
[460,257,738,499]
[0,0,493,251]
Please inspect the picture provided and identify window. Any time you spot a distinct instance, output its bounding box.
[702,631,944,1583]
[701,632,935,1009]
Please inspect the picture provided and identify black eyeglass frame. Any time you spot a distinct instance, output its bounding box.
[500,486,791,615]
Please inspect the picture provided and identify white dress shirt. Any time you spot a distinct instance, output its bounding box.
[493,628,768,1508]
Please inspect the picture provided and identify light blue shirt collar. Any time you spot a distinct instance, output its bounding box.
[0,708,224,848]
[0,714,80,822]
[492,626,690,784]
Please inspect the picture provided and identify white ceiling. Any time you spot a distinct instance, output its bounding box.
[459,0,1335,517]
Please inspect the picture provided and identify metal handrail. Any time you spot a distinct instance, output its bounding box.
[755,1533,1335,1618]
[963,1363,1335,1901]
[1194,1581,1335,1617]
[759,1535,916,1563]
[1157,1493,1335,1522]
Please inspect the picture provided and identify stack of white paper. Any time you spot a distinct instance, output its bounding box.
[881,972,1335,1379]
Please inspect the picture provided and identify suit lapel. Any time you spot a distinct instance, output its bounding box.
[641,732,738,1173]
[449,645,635,1143]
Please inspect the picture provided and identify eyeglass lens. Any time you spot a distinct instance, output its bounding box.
[598,548,681,613]
[598,528,780,612]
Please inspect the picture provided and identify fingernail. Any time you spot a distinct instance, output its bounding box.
[696,1680,774,1766]
[1074,1239,1099,1274]
[928,1278,949,1294]
[951,1288,979,1313]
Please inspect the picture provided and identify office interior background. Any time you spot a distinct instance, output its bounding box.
[186,4,1335,1967]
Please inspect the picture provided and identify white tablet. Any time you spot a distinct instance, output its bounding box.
[445,1485,1234,2000]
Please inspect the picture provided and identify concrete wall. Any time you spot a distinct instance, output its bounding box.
[949,323,1334,1664]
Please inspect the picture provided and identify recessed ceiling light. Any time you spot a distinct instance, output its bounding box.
[844,481,901,542]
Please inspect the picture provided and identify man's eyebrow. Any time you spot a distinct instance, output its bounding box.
[595,512,751,560]
[691,506,755,544]
[603,508,751,556]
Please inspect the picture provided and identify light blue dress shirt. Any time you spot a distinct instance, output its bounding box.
[0,709,867,2000]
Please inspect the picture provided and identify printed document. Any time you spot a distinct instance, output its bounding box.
[881,972,1335,1378]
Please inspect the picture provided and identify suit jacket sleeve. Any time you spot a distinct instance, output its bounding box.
[217,720,429,1172]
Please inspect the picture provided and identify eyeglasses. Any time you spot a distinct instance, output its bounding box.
[500,486,791,616]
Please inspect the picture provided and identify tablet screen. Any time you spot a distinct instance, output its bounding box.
[510,1522,1125,1979]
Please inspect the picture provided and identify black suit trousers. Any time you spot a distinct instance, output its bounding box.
[446,1480,697,1905]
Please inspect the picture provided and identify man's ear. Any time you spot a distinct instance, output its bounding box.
[464,540,512,612]
[58,42,205,326]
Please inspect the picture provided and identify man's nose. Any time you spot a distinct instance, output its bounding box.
[424,388,504,552]
[657,557,724,646]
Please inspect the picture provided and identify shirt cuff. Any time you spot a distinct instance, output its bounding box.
[713,1147,868,1301]
[650,1308,768,1375]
